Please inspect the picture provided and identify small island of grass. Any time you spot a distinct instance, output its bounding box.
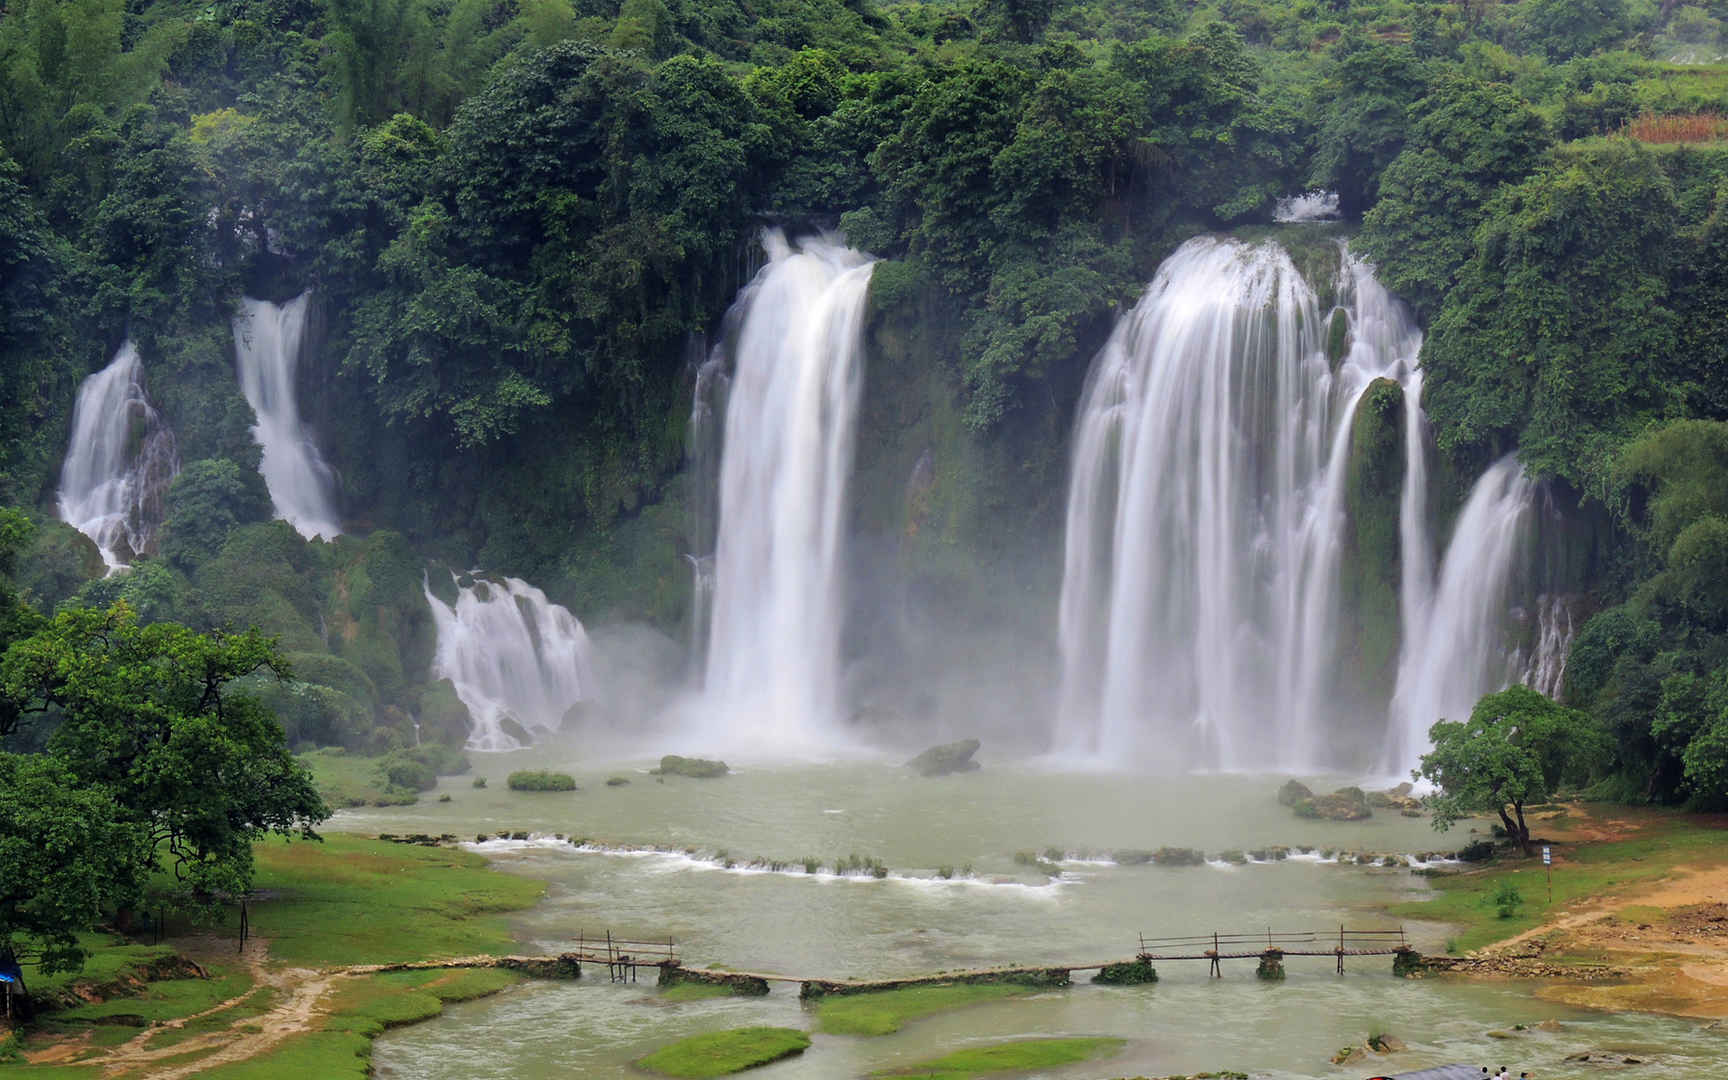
[506,770,577,791]
[873,1036,1125,1078]
[635,1026,812,1077]
[815,984,1035,1036]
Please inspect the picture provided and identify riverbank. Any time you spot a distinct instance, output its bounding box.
[0,835,546,1078]
[1392,802,1728,1019]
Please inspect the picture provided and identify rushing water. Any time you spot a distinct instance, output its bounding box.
[232,293,342,539]
[698,232,875,752]
[424,574,597,751]
[57,341,180,571]
[352,762,1728,1080]
[1056,236,1425,771]
[1386,457,1540,771]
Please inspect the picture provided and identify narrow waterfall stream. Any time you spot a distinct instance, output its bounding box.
[697,231,875,752]
[232,293,342,539]
[424,574,597,751]
[57,341,180,571]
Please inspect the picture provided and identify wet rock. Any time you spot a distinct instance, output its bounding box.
[1277,779,1314,806]
[1152,847,1206,866]
[654,755,729,778]
[1367,1034,1405,1053]
[905,738,982,777]
[1330,1046,1366,1065]
[1294,788,1373,821]
[606,776,631,786]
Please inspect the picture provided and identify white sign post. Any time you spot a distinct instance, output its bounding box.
[1543,845,1552,903]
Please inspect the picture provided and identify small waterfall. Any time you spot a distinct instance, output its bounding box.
[1055,236,1423,770]
[699,231,875,749]
[424,574,596,751]
[1517,593,1575,701]
[1273,192,1342,222]
[1386,456,1537,771]
[57,341,180,571]
[686,335,730,676]
[232,294,342,539]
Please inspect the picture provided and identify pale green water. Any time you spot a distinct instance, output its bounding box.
[338,757,1728,1078]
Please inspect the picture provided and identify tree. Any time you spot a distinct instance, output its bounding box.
[0,603,328,900]
[1416,685,1601,854]
[0,752,142,974]
[158,458,274,571]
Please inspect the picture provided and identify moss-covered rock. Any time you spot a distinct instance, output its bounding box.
[905,738,982,777]
[1093,957,1158,985]
[416,679,472,748]
[1277,779,1313,806]
[654,755,729,778]
[1340,376,1406,722]
[507,770,578,791]
[1293,787,1373,821]
[1152,847,1205,866]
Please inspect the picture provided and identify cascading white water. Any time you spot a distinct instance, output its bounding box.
[1056,236,1425,770]
[232,294,342,539]
[1518,594,1575,700]
[57,341,180,571]
[424,574,596,751]
[699,231,875,750]
[1385,455,1537,770]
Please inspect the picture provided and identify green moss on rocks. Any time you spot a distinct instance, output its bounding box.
[1341,376,1406,713]
[507,770,578,791]
[654,755,729,778]
[1093,958,1158,985]
[636,1027,810,1078]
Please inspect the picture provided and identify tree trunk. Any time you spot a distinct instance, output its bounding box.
[1513,800,1532,857]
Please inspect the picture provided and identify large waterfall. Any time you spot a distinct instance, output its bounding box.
[1385,456,1540,770]
[1055,236,1426,770]
[698,232,875,750]
[424,575,597,751]
[58,341,180,571]
[232,294,342,539]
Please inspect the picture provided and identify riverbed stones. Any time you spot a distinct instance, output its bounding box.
[905,738,982,776]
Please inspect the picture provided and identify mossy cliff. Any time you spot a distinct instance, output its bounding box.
[1340,376,1406,715]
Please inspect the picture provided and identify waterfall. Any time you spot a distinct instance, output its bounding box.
[1055,236,1423,770]
[232,294,342,539]
[57,341,180,571]
[424,574,596,751]
[699,231,875,749]
[1385,456,1537,771]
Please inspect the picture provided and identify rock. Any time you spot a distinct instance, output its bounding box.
[1487,1029,1516,1039]
[905,738,982,777]
[654,755,729,778]
[1330,1046,1365,1065]
[1293,788,1373,821]
[1152,847,1205,866]
[606,776,631,786]
[1277,779,1314,806]
[1368,1034,1405,1053]
[1389,782,1414,797]
[498,715,534,747]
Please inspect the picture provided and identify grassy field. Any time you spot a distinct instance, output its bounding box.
[815,985,1040,1036]
[1391,805,1728,952]
[298,748,418,808]
[872,1036,1126,1078]
[635,1027,812,1078]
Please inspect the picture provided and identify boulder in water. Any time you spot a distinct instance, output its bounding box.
[654,755,729,778]
[1277,779,1314,806]
[1293,788,1372,821]
[905,738,982,777]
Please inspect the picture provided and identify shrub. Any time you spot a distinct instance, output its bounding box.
[472,776,487,788]
[1491,879,1525,919]
[507,770,578,791]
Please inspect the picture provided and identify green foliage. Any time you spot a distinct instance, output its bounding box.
[635,1027,811,1078]
[159,459,274,571]
[869,1036,1124,1077]
[506,769,577,791]
[1416,685,1603,852]
[1490,878,1525,918]
[816,983,1036,1036]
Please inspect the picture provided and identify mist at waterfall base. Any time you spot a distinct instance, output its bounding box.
[232,293,343,540]
[57,341,180,571]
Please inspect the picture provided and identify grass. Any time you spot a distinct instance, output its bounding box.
[298,748,418,807]
[144,986,280,1050]
[636,1027,811,1078]
[1391,807,1728,952]
[53,967,252,1025]
[873,1036,1126,1078]
[19,935,177,999]
[246,834,545,965]
[816,984,1037,1036]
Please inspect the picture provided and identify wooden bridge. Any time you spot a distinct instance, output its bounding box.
[1131,927,1416,976]
[565,931,679,982]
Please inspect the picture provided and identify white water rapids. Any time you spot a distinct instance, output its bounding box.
[232,293,342,539]
[697,231,875,751]
[425,574,597,751]
[57,341,180,571]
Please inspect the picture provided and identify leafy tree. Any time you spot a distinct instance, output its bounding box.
[0,604,328,899]
[1306,35,1429,218]
[159,458,275,571]
[0,752,142,974]
[1359,77,1550,319]
[1416,685,1602,854]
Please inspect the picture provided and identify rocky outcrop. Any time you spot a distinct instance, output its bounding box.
[1293,787,1372,821]
[658,965,769,996]
[654,755,729,778]
[1277,779,1314,806]
[905,738,981,777]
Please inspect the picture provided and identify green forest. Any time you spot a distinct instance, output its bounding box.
[2,0,1728,898]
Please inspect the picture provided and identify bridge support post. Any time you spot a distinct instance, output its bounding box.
[1205,950,1220,978]
[1256,949,1285,981]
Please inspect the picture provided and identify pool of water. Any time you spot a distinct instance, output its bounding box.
[342,756,1728,1078]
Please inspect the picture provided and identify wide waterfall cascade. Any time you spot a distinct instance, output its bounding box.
[700,231,876,750]
[57,341,180,571]
[1056,236,1425,771]
[424,575,596,751]
[1385,456,1538,771]
[232,294,342,539]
